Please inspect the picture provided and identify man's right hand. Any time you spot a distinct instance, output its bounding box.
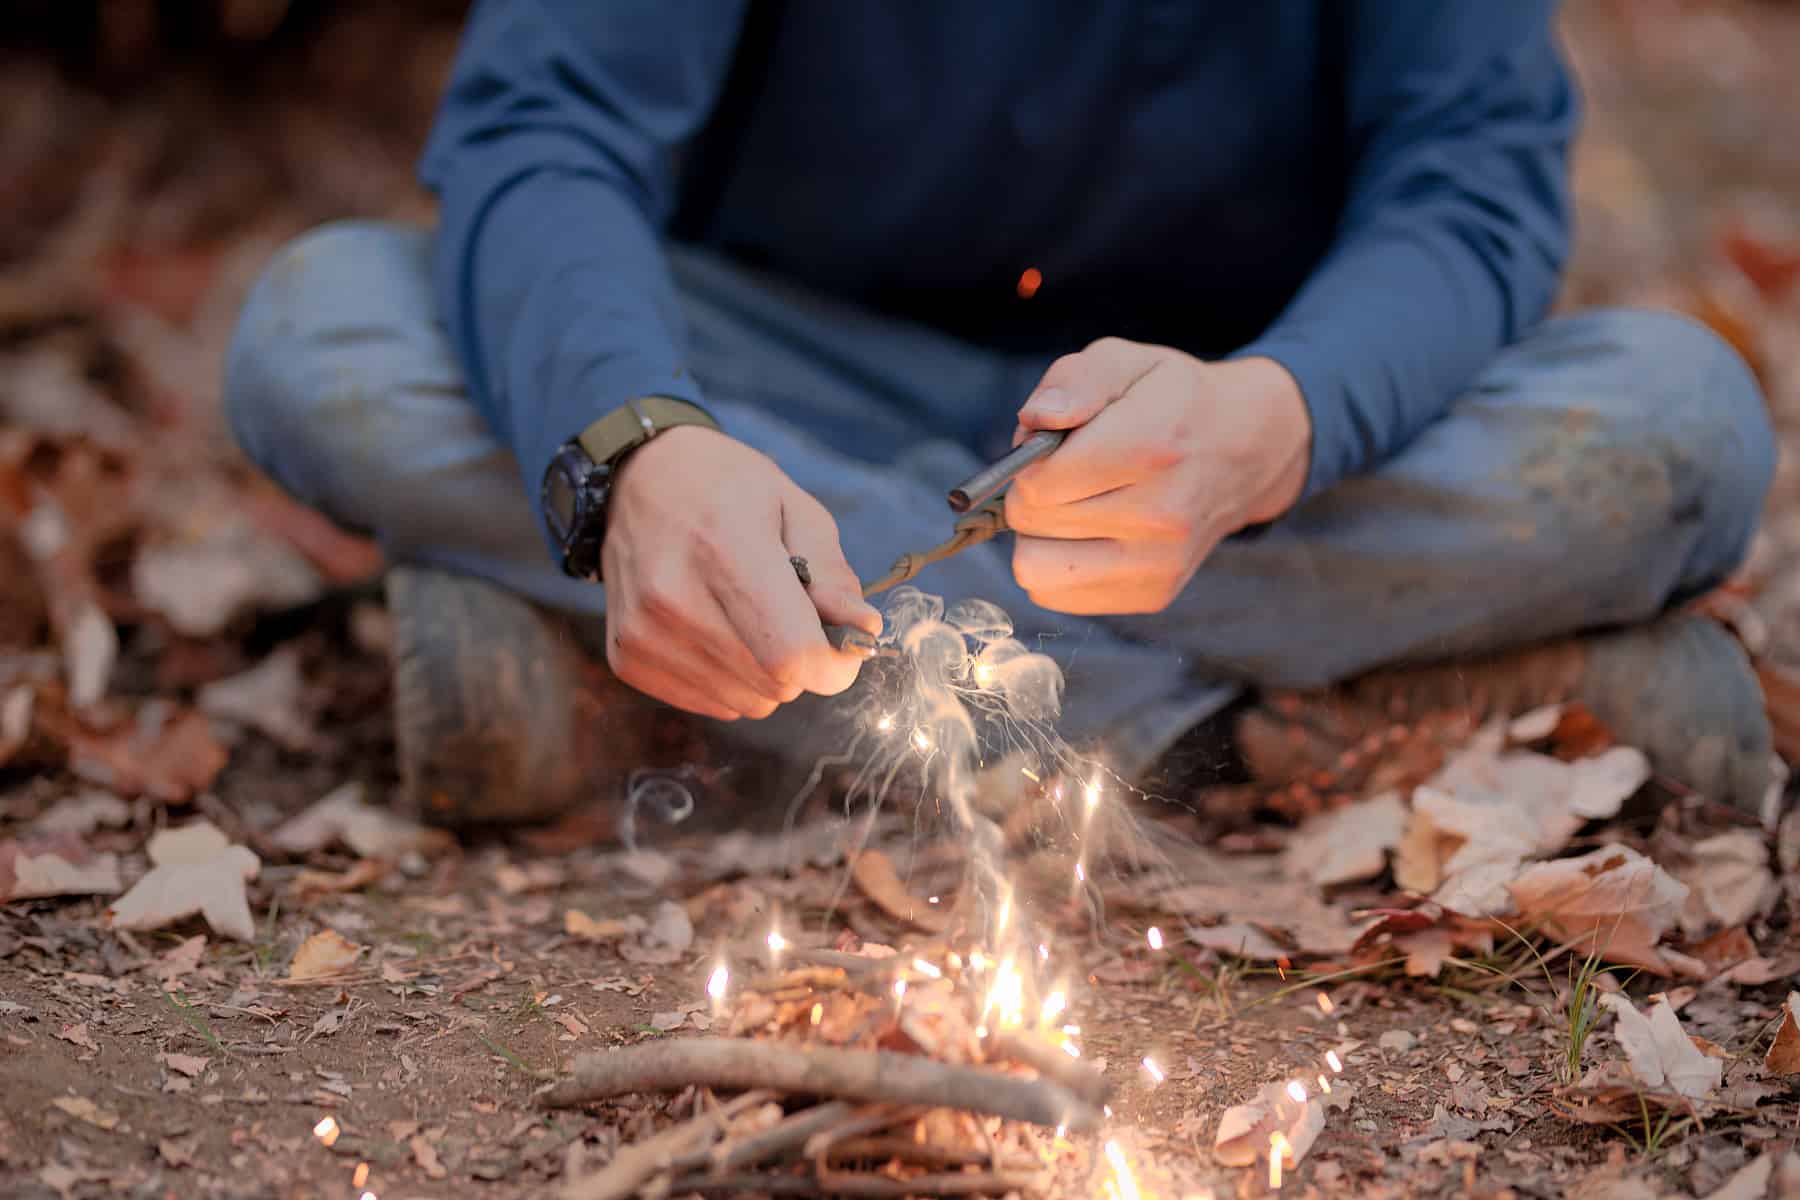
[600,426,882,720]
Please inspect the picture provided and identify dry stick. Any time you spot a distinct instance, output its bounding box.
[802,1104,922,1164]
[690,1101,858,1174]
[667,1169,1050,1197]
[985,1031,1112,1108]
[824,1137,1007,1170]
[560,1090,772,1200]
[539,1039,1102,1132]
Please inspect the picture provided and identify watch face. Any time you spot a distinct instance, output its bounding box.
[544,464,578,541]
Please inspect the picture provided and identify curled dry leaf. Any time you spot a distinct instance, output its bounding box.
[564,909,633,942]
[0,834,121,901]
[1214,1081,1324,1170]
[1598,993,1722,1101]
[1283,791,1407,887]
[1506,845,1691,975]
[196,647,318,752]
[850,848,950,933]
[106,819,260,941]
[49,1096,119,1130]
[1765,992,1800,1077]
[269,781,450,861]
[1675,830,1776,934]
[286,929,364,981]
[157,1052,208,1078]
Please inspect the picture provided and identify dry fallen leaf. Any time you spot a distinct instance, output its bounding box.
[1283,791,1407,887]
[196,647,318,752]
[1676,830,1776,934]
[29,790,129,837]
[286,929,364,981]
[148,934,206,985]
[158,1136,198,1168]
[1704,1151,1776,1200]
[1506,845,1691,975]
[1765,992,1800,1077]
[106,820,261,941]
[1599,993,1721,1101]
[1214,1081,1324,1170]
[157,1052,208,1078]
[269,781,450,860]
[55,1023,98,1053]
[0,835,121,901]
[409,1134,447,1180]
[564,909,632,941]
[49,1096,118,1130]
[1183,922,1290,961]
[62,704,227,802]
[850,848,950,933]
[132,519,321,638]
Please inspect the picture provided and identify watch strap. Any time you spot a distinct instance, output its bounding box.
[575,396,718,468]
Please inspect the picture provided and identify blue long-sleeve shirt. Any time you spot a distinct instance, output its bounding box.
[421,1,1576,529]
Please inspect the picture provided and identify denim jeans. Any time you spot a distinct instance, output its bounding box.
[225,222,1775,778]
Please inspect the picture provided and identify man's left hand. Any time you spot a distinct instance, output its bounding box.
[1006,338,1312,614]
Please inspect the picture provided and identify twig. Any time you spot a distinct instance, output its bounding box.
[539,1038,1101,1132]
[667,1169,1049,1196]
[561,1091,773,1200]
[985,1031,1112,1108]
[802,1105,921,1163]
[682,1101,857,1175]
[824,1136,999,1170]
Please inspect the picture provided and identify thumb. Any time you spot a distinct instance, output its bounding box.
[1017,337,1163,432]
[783,496,882,637]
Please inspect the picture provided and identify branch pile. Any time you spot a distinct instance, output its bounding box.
[540,944,1111,1200]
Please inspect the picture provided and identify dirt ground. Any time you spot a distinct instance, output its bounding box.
[4,3,1800,1198]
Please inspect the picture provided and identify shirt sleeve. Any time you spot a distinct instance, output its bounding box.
[419,0,749,529]
[1233,1,1578,503]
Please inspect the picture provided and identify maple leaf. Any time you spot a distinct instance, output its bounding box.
[106,820,260,940]
[0,835,121,901]
[1766,992,1800,1077]
[1599,993,1722,1101]
[1505,845,1691,975]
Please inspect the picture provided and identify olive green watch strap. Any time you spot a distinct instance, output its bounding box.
[574,396,719,468]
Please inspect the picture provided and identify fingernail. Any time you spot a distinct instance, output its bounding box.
[1026,388,1071,418]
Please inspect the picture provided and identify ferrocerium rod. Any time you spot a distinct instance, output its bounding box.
[946,429,1066,513]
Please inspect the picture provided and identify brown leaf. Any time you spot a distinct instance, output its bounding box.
[0,835,121,901]
[60,705,226,802]
[1283,791,1407,887]
[157,1136,198,1168]
[1765,992,1800,1077]
[1688,926,1760,976]
[409,1134,447,1180]
[286,929,364,981]
[1183,922,1290,961]
[289,859,390,904]
[132,518,321,638]
[563,909,631,942]
[148,934,206,985]
[54,1023,98,1053]
[157,1052,208,1078]
[1214,1081,1324,1170]
[850,849,949,933]
[106,820,261,941]
[1506,845,1689,974]
[1599,993,1721,1101]
[49,1096,118,1130]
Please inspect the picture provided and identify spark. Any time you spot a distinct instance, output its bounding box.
[969,951,990,972]
[911,728,932,751]
[876,714,895,732]
[893,978,907,1001]
[1317,992,1335,1014]
[911,957,942,979]
[1062,1024,1081,1036]
[1016,267,1043,300]
[312,1116,340,1147]
[1055,1124,1067,1141]
[707,964,729,1001]
[1276,956,1290,980]
[1037,943,1049,962]
[766,930,787,954]
[353,1163,369,1188]
[975,1024,989,1039]
[1019,765,1040,782]
[1146,926,1164,951]
[1084,780,1101,810]
[1269,1131,1290,1189]
[1326,1050,1344,1074]
[1286,1080,1308,1104]
[974,662,995,685]
[927,895,940,905]
[810,1002,823,1026]
[361,1193,378,1200]
[985,958,1026,1029]
[995,894,1013,938]
[1318,1074,1331,1094]
[1102,1140,1140,1200]
[1142,1056,1165,1084]
[1074,861,1086,883]
[1062,1040,1082,1058]
[1041,990,1067,1023]
[946,952,961,969]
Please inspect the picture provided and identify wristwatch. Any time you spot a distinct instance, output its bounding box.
[541,395,718,580]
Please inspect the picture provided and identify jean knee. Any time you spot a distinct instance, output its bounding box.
[1602,309,1773,587]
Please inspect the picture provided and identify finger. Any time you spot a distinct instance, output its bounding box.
[1005,476,1193,543]
[784,497,882,635]
[1012,360,1185,506]
[1016,336,1164,432]
[714,524,861,698]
